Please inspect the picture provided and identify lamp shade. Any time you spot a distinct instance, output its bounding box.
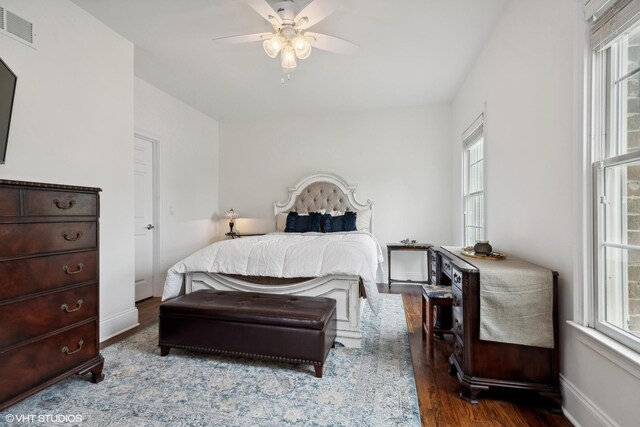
[263,36,283,58]
[295,41,312,59]
[225,208,238,221]
[281,46,297,70]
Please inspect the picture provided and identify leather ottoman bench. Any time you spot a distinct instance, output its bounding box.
[158,290,337,377]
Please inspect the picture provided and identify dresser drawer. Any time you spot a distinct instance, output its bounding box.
[23,190,97,217]
[0,320,98,404]
[0,188,19,216]
[0,284,97,349]
[0,251,97,302]
[0,222,96,258]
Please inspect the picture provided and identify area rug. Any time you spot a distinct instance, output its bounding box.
[0,294,420,427]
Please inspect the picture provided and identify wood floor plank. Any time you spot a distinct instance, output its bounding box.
[103,286,571,426]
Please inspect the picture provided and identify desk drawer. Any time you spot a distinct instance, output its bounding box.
[452,267,463,289]
[23,190,97,217]
[0,321,97,404]
[0,222,96,258]
[453,336,464,368]
[453,307,463,340]
[442,257,452,278]
[452,284,463,310]
[0,188,19,216]
[0,251,97,302]
[0,284,97,348]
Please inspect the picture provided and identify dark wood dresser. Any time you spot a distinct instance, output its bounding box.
[435,247,560,406]
[0,180,104,410]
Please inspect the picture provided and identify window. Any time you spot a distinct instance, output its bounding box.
[462,115,485,247]
[591,0,640,352]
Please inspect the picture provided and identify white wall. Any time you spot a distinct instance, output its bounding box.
[134,77,219,294]
[0,0,136,340]
[220,105,453,281]
[452,0,640,425]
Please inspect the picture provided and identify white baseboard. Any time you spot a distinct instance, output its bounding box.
[560,374,618,427]
[100,307,139,342]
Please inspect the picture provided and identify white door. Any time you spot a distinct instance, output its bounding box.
[134,136,155,301]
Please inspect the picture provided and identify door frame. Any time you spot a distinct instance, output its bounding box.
[134,131,161,298]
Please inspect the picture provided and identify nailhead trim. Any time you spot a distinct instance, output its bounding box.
[159,342,323,366]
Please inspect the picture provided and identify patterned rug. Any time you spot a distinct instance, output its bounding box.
[1,295,420,427]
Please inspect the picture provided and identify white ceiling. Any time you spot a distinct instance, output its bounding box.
[71,0,508,120]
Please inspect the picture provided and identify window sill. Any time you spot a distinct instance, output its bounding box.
[567,321,640,380]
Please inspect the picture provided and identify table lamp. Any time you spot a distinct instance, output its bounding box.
[225,208,238,234]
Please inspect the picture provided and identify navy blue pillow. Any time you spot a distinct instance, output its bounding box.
[285,212,322,232]
[321,214,333,232]
[323,211,357,232]
[285,212,298,232]
[343,211,357,231]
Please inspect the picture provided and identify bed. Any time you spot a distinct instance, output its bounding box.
[162,173,382,348]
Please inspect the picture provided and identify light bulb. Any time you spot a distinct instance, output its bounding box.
[294,39,312,59]
[292,35,306,51]
[281,46,297,70]
[263,35,283,58]
[270,36,283,50]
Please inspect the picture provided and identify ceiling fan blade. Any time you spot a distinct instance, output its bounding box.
[244,0,283,27]
[295,0,340,30]
[212,33,272,44]
[306,32,359,55]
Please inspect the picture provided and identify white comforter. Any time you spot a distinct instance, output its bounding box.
[162,231,384,314]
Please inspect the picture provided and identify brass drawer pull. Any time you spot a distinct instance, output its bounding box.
[61,339,84,355]
[63,263,84,275]
[62,231,83,241]
[453,295,461,307]
[53,199,76,210]
[453,272,462,285]
[61,299,83,313]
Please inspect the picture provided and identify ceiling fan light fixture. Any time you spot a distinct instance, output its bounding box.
[294,41,312,59]
[291,34,311,59]
[281,46,297,71]
[263,35,283,58]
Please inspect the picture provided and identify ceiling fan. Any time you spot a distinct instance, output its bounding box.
[214,0,359,78]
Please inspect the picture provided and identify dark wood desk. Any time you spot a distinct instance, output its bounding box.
[386,243,432,289]
[436,247,560,408]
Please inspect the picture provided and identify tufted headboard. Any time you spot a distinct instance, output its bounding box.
[274,173,375,232]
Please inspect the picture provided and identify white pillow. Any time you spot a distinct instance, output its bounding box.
[356,209,372,232]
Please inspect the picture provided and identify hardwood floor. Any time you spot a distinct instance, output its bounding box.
[102,287,571,426]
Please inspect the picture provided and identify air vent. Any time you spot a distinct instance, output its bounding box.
[0,6,36,49]
[6,10,32,44]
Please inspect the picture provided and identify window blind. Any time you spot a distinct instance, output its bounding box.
[585,0,616,21]
[591,0,640,50]
[462,113,484,150]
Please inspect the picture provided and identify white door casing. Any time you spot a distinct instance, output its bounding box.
[134,136,154,301]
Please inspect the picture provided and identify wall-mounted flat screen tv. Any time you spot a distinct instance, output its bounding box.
[0,57,17,164]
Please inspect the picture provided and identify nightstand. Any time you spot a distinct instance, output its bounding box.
[225,232,266,239]
[386,243,432,288]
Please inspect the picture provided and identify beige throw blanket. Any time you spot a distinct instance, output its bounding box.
[453,248,554,349]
